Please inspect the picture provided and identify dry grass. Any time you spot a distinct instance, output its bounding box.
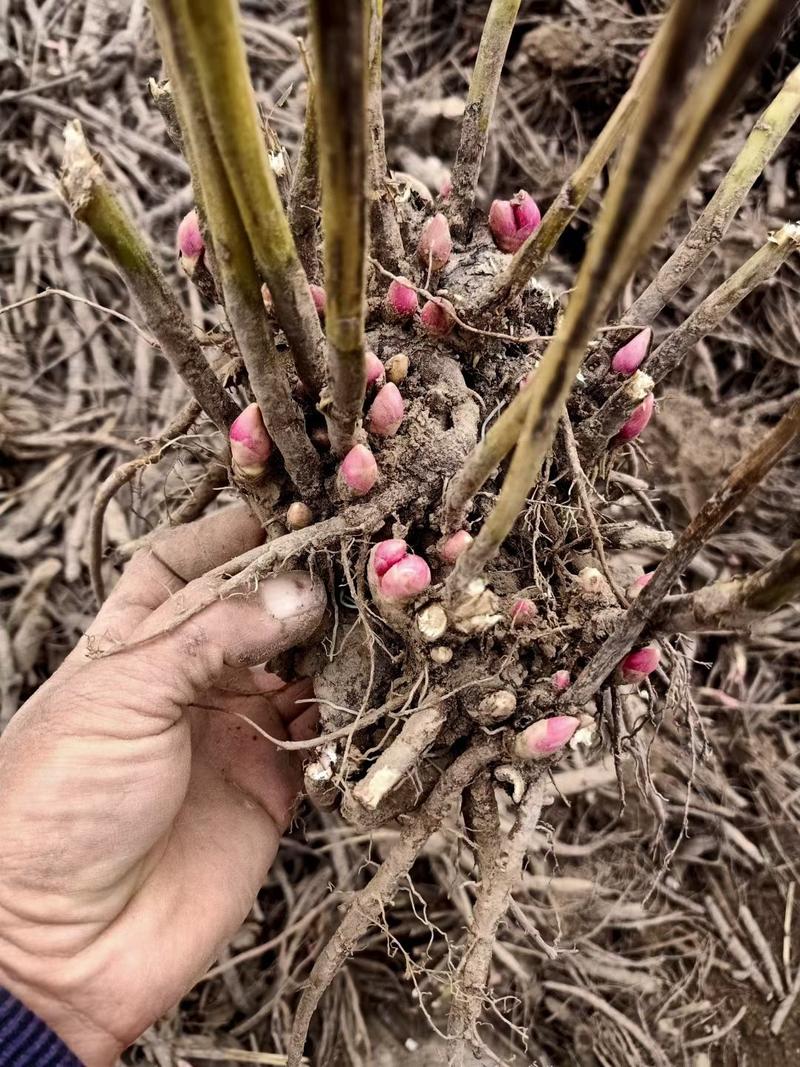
[2,1,800,1064]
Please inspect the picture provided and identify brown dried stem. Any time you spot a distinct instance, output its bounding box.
[59,120,239,434]
[446,0,723,594]
[310,0,370,456]
[448,0,522,243]
[286,735,506,1067]
[578,222,800,457]
[571,395,800,706]
[180,0,326,397]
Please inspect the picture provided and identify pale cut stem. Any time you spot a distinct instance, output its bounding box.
[180,0,326,397]
[472,27,659,317]
[59,120,239,434]
[448,0,522,243]
[150,0,322,498]
[655,539,800,632]
[577,222,800,457]
[310,0,370,456]
[288,39,321,282]
[367,0,406,272]
[570,395,800,706]
[446,0,722,594]
[623,59,800,329]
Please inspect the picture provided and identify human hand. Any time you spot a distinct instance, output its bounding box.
[0,507,327,1065]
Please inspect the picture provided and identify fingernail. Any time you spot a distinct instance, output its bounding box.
[260,572,325,620]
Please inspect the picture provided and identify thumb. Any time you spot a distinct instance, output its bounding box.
[81,571,327,731]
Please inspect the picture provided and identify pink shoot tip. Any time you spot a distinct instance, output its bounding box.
[488,191,541,253]
[628,572,653,599]
[620,646,660,684]
[367,382,404,436]
[387,278,419,319]
[372,539,409,578]
[177,209,204,261]
[339,444,378,497]
[511,598,537,626]
[229,403,272,477]
[370,539,432,601]
[551,670,571,692]
[420,297,456,337]
[514,716,580,759]
[417,213,452,271]
[439,530,473,563]
[616,393,655,443]
[365,351,385,387]
[310,284,326,316]
[611,328,652,376]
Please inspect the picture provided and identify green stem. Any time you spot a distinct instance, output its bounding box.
[59,120,239,434]
[181,0,326,397]
[310,0,370,456]
[448,0,522,243]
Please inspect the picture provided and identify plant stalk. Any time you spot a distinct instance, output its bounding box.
[288,39,321,282]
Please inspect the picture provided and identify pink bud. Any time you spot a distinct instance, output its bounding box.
[310,284,327,316]
[628,572,653,599]
[439,530,473,563]
[380,555,432,601]
[488,191,541,253]
[611,328,651,375]
[339,444,378,496]
[511,598,537,627]
[372,539,408,578]
[420,297,456,337]
[417,213,452,271]
[177,209,204,260]
[514,716,580,759]
[229,402,272,477]
[620,646,660,684]
[616,393,655,442]
[387,278,419,319]
[367,382,404,436]
[365,351,385,387]
[439,175,452,201]
[552,670,571,692]
[261,284,273,312]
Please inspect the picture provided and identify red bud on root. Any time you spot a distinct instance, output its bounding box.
[616,393,655,442]
[367,382,404,436]
[339,444,378,497]
[420,297,456,337]
[611,328,651,375]
[513,715,580,759]
[387,278,419,319]
[177,209,204,262]
[439,530,473,563]
[551,670,571,692]
[417,213,452,271]
[488,191,541,253]
[439,175,452,201]
[372,539,409,577]
[620,646,660,684]
[310,284,327,316]
[380,555,432,601]
[229,402,272,477]
[365,351,386,387]
[628,572,653,598]
[511,598,538,626]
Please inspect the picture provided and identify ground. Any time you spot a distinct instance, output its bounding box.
[2,1,800,1065]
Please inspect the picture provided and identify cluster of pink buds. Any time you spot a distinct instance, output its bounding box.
[229,403,272,478]
[371,539,431,602]
[421,297,456,337]
[367,382,404,436]
[439,530,473,563]
[338,444,378,497]
[611,328,651,375]
[177,209,204,268]
[619,646,660,684]
[489,191,541,253]
[386,277,419,319]
[417,213,452,272]
[616,393,655,442]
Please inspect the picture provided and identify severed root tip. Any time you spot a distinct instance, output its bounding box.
[367,382,404,436]
[386,277,419,319]
[512,715,580,758]
[611,327,652,375]
[365,350,385,388]
[177,208,203,265]
[309,283,327,317]
[370,539,431,601]
[488,190,541,253]
[229,402,272,477]
[338,443,378,497]
[615,392,655,443]
[439,529,473,563]
[619,645,660,684]
[420,297,457,337]
[417,212,452,271]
